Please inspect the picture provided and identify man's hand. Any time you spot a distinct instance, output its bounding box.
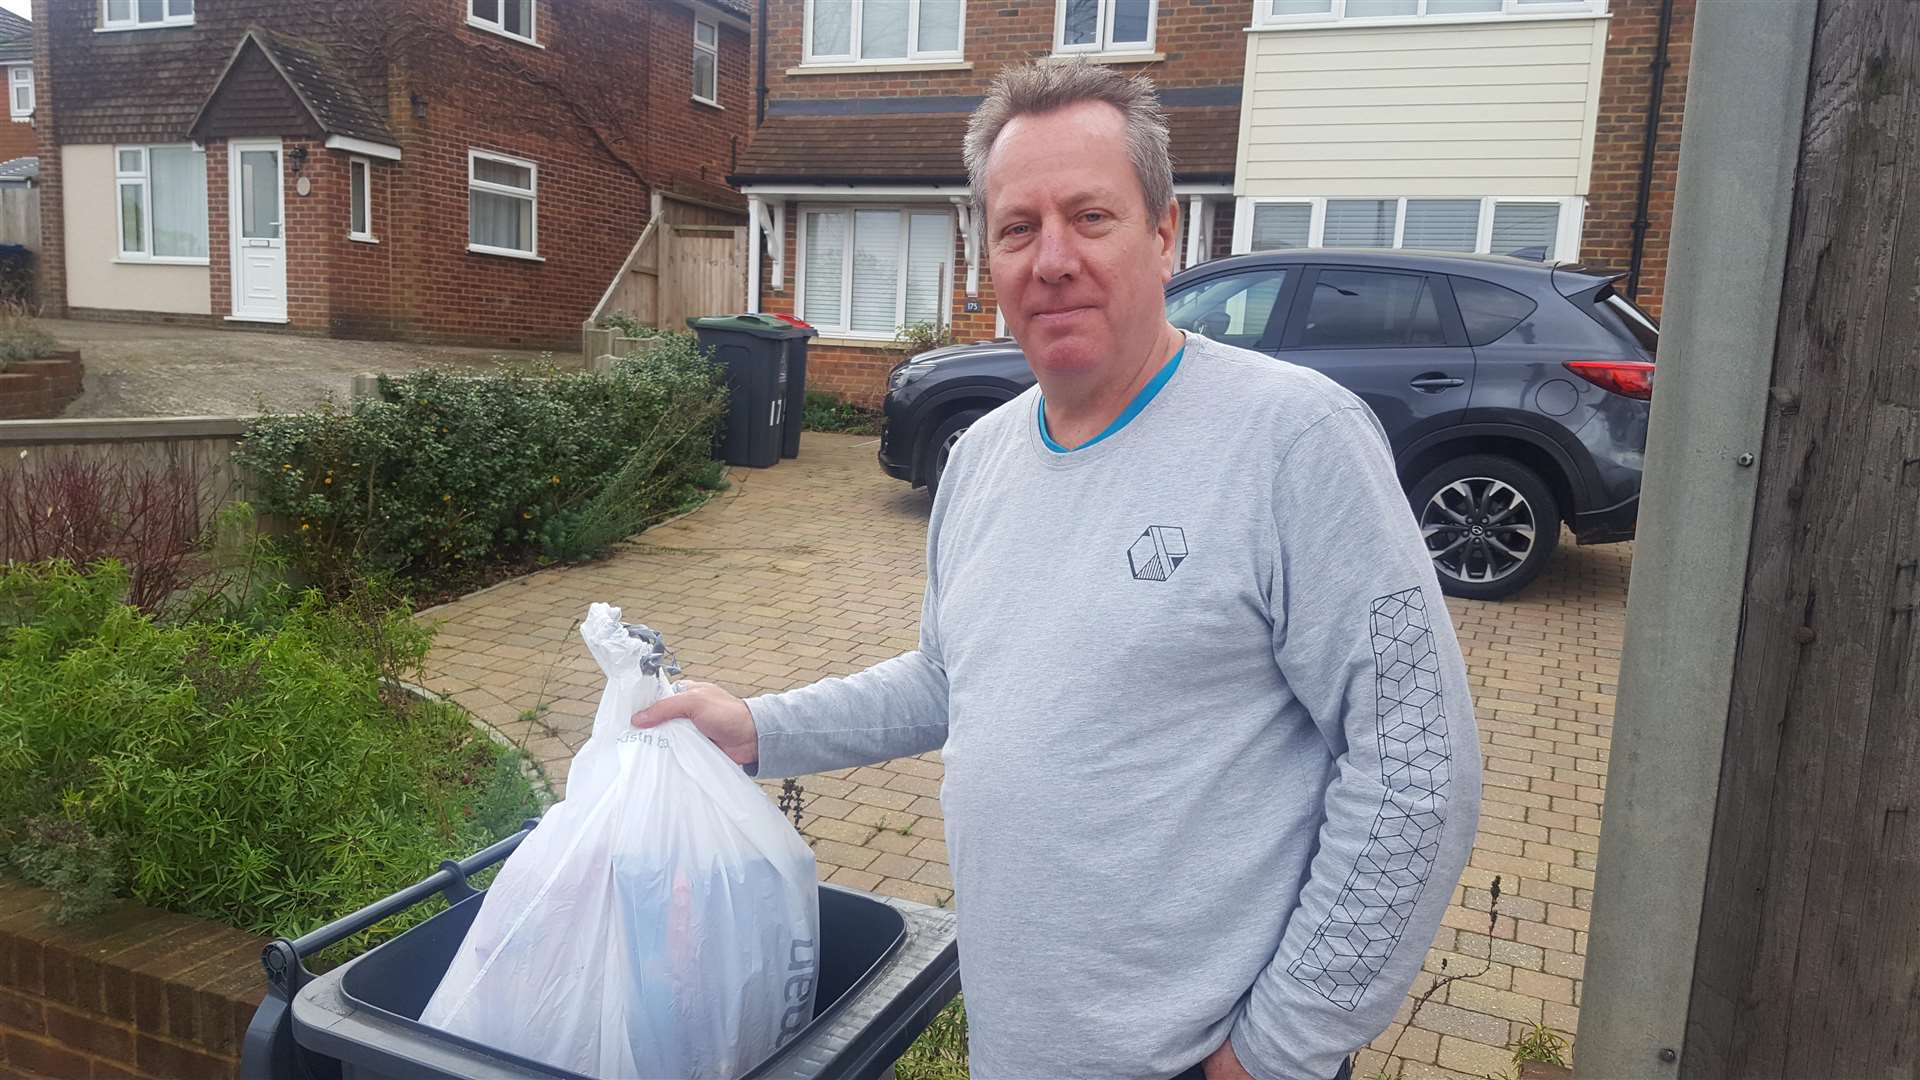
[632,681,759,767]
[1202,1038,1258,1080]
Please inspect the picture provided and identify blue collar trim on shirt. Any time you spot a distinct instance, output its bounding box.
[1039,344,1186,454]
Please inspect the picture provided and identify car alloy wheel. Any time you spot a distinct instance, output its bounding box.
[1420,477,1537,586]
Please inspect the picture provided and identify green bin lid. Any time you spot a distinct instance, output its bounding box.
[685,313,817,338]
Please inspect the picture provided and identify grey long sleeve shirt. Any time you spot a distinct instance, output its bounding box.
[747,333,1480,1080]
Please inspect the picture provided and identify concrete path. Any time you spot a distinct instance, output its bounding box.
[417,431,1629,1078]
[34,318,561,418]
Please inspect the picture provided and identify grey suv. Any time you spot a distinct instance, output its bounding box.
[878,250,1656,600]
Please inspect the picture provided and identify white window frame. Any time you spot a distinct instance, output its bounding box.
[98,0,195,30]
[1053,1,1159,56]
[7,65,31,121]
[348,156,376,244]
[693,17,721,107]
[467,0,538,46]
[1253,0,1605,29]
[1234,195,1582,261]
[795,204,955,341]
[802,0,967,66]
[467,149,540,261]
[114,144,208,265]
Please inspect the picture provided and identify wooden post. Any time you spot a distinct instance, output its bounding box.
[1679,3,1920,1076]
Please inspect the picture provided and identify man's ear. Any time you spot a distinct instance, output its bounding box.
[1158,198,1181,281]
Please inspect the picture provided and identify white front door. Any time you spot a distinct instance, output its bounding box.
[228,140,287,322]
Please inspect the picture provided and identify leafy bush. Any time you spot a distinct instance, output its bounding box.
[0,298,54,364]
[0,560,545,945]
[802,391,884,436]
[596,311,661,339]
[0,455,209,614]
[235,341,727,593]
[893,321,953,359]
[0,259,36,315]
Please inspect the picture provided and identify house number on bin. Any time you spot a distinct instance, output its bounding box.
[771,399,784,427]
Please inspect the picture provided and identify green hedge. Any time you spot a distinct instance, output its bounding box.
[235,341,727,591]
[0,561,543,948]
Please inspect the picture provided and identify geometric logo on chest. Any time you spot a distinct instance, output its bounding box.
[1127,525,1189,581]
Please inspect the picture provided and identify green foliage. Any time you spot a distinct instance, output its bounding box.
[1511,1024,1571,1068]
[235,343,727,593]
[0,300,55,367]
[802,391,884,436]
[894,996,969,1080]
[893,321,953,359]
[7,816,122,924]
[0,560,545,949]
[596,311,661,339]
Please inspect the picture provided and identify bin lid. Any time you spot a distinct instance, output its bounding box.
[686,313,818,339]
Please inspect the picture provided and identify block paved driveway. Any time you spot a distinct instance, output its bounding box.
[418,431,1626,1079]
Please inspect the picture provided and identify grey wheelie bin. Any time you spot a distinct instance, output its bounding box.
[688,314,816,465]
[238,822,960,1080]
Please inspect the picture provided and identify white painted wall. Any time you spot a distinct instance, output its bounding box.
[62,144,210,315]
[1236,16,1610,199]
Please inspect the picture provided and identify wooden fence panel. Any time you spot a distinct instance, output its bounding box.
[0,185,38,249]
[0,418,257,552]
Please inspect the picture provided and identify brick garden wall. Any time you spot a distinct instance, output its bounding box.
[1583,0,1694,319]
[0,882,266,1080]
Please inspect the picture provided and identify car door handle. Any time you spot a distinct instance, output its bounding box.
[1410,374,1466,392]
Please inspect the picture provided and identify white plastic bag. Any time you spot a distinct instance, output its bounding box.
[421,603,820,1079]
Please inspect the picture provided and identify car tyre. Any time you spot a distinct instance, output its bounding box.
[925,409,985,502]
[1409,454,1560,601]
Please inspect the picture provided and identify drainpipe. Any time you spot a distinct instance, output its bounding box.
[1626,0,1677,301]
[756,0,769,127]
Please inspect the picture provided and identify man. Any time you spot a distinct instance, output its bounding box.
[636,62,1481,1080]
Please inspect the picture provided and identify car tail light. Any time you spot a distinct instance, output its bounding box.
[1565,360,1655,400]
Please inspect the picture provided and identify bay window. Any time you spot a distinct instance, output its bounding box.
[799,206,954,338]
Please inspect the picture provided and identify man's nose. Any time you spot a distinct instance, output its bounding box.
[1032,221,1080,284]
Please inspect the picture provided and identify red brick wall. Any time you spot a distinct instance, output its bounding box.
[30,0,61,315]
[758,0,1247,104]
[0,117,36,162]
[0,882,267,1080]
[1583,0,1693,319]
[37,0,752,348]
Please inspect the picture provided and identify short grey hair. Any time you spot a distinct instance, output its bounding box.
[964,61,1174,227]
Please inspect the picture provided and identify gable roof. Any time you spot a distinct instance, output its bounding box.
[189,28,396,150]
[0,9,31,64]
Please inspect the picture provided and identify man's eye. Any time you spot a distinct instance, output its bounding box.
[1082,212,1106,224]
[1004,224,1031,237]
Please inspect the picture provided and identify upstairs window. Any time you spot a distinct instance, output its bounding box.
[805,0,964,65]
[1055,1,1157,55]
[100,0,195,29]
[1259,0,1606,26]
[694,18,720,106]
[469,0,536,44]
[8,66,31,120]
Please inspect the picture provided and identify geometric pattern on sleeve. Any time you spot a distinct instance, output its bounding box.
[1288,587,1452,1010]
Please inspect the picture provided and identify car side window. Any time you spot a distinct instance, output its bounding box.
[1450,275,1537,346]
[1166,269,1289,349]
[1298,269,1446,349]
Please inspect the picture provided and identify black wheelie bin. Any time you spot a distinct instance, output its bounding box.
[238,823,960,1080]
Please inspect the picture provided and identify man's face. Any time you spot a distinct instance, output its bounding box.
[982,101,1179,386]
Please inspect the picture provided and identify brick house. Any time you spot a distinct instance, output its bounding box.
[1232,0,1690,316]
[732,0,1246,404]
[30,0,752,347]
[0,10,36,164]
[738,0,1688,405]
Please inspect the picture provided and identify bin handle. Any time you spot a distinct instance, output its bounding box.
[260,819,541,1000]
